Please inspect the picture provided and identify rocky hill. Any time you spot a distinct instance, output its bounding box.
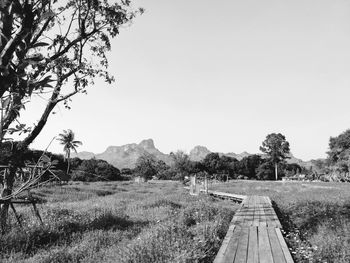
[223,151,251,160]
[189,146,211,161]
[73,139,312,169]
[73,139,171,169]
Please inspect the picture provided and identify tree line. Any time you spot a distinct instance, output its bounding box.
[3,129,350,184]
[0,132,298,183]
[309,129,350,182]
[133,133,301,181]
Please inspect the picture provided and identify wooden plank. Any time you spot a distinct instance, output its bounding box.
[275,228,294,263]
[247,226,259,263]
[258,226,274,263]
[231,204,245,225]
[247,196,255,226]
[242,195,250,206]
[256,197,267,226]
[261,196,270,206]
[212,193,292,263]
[259,204,267,227]
[263,205,281,228]
[252,204,260,227]
[221,226,243,263]
[214,225,236,263]
[208,190,246,201]
[237,207,250,226]
[264,196,271,206]
[247,206,256,226]
[263,206,274,227]
[251,195,256,205]
[233,227,250,263]
[255,196,263,206]
[268,207,282,228]
[251,195,256,207]
[267,227,286,263]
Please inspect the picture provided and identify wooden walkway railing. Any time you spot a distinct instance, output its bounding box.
[209,191,294,263]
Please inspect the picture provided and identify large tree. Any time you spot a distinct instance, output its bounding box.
[327,129,350,164]
[202,153,238,180]
[0,0,141,230]
[260,133,290,180]
[169,151,192,181]
[57,129,82,174]
[134,153,158,181]
[327,129,350,177]
[238,154,263,179]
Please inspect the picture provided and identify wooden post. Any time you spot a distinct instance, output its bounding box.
[195,179,200,195]
[190,174,198,195]
[32,201,43,225]
[10,203,22,228]
[204,175,208,194]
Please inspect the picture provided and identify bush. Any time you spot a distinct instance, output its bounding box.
[256,161,275,180]
[71,159,121,182]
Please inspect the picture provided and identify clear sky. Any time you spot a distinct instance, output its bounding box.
[24,0,350,161]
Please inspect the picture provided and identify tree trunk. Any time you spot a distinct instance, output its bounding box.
[275,163,278,181]
[0,164,16,232]
[66,151,70,175]
[0,99,3,142]
[0,142,27,232]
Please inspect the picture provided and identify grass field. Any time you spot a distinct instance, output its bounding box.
[0,181,237,263]
[211,180,350,263]
[2,180,349,262]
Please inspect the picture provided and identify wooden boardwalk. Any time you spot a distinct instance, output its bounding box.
[211,193,294,263]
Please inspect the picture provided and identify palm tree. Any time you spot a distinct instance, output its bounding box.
[57,129,82,174]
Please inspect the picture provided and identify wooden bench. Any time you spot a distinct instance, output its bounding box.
[213,194,294,263]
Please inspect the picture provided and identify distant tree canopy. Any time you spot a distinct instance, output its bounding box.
[169,151,193,181]
[71,159,121,182]
[202,153,238,180]
[326,129,350,178]
[134,153,158,181]
[284,163,302,176]
[238,154,264,179]
[0,143,67,169]
[260,133,290,180]
[328,129,350,164]
[256,161,275,180]
[202,153,221,175]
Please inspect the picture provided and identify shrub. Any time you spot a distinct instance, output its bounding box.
[71,159,121,181]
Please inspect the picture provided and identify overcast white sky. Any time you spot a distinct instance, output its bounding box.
[25,0,350,160]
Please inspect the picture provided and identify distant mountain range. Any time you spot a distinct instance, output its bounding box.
[72,139,171,169]
[72,138,313,169]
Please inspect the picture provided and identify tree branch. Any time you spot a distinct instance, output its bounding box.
[30,16,53,46]
[56,89,79,103]
[48,26,103,62]
[22,81,62,148]
[0,24,25,65]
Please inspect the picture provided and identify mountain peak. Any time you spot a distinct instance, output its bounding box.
[139,139,155,149]
[189,145,211,161]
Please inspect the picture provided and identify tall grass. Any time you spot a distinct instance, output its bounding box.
[1,181,236,263]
